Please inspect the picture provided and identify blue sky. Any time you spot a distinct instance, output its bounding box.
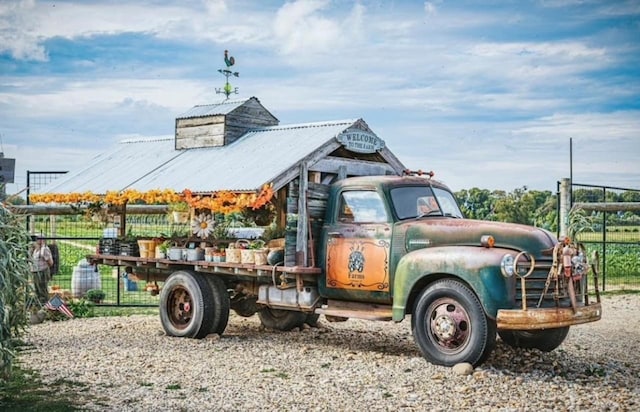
[1,0,639,196]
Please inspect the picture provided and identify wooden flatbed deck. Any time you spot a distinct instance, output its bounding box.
[87,254,322,281]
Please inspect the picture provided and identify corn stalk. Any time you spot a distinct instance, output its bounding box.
[0,203,35,380]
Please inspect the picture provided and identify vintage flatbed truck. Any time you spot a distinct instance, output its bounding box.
[89,171,601,367]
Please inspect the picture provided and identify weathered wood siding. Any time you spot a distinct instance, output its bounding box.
[175,115,226,149]
[285,180,330,267]
[175,98,278,149]
[224,100,278,145]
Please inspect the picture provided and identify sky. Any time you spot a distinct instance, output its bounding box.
[1,0,639,197]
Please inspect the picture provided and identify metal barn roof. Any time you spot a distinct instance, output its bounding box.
[39,119,361,195]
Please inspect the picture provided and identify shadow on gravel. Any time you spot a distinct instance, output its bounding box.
[482,340,639,391]
[222,319,423,358]
[0,365,86,412]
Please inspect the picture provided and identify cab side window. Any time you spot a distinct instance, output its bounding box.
[338,191,387,223]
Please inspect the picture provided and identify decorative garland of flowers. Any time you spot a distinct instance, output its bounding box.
[183,184,274,214]
[28,184,274,215]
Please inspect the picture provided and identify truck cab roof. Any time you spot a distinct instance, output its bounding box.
[333,175,451,192]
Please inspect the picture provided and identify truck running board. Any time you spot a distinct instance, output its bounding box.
[316,300,393,321]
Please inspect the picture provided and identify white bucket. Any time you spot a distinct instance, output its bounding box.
[71,259,102,298]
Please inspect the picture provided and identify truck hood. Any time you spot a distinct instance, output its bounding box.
[399,218,557,256]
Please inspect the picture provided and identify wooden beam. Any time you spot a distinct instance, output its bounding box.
[310,156,395,176]
[9,204,169,216]
[574,202,640,212]
[296,163,309,266]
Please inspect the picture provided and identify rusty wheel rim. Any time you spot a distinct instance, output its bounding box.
[427,297,471,353]
[168,286,193,330]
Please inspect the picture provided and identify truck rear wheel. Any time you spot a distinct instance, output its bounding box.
[305,313,321,327]
[205,275,230,335]
[412,279,496,367]
[498,327,569,352]
[160,270,214,338]
[258,308,307,331]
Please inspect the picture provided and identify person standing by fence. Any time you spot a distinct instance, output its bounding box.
[30,234,53,305]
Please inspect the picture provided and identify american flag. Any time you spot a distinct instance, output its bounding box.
[44,294,74,318]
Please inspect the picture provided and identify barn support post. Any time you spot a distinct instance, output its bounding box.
[296,163,309,266]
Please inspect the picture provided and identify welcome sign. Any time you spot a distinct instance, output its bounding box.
[337,129,385,154]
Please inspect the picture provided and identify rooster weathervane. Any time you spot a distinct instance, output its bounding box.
[216,50,239,99]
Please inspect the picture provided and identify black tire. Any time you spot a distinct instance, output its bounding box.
[205,275,231,335]
[160,270,214,339]
[412,279,496,367]
[498,327,570,352]
[231,295,259,317]
[258,308,307,331]
[305,313,321,327]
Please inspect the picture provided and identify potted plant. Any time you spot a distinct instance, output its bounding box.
[85,289,106,304]
[169,202,190,224]
[156,240,171,258]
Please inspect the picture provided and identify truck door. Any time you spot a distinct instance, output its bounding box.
[321,189,392,303]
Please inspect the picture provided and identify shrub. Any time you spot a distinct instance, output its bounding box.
[85,289,106,303]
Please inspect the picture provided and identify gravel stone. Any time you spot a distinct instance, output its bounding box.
[19,294,640,411]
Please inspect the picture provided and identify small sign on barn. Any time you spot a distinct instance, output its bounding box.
[337,128,385,154]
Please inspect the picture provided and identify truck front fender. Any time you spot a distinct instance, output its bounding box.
[392,246,513,321]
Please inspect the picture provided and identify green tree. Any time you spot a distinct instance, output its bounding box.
[493,187,534,224]
[573,188,603,203]
[456,188,495,220]
[0,204,34,380]
[533,193,558,231]
[620,191,640,202]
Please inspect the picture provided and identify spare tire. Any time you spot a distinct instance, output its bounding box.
[258,308,306,331]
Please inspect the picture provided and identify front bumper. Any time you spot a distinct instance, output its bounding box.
[496,302,602,330]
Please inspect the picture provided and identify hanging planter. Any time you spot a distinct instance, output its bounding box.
[172,211,190,224]
[169,202,190,224]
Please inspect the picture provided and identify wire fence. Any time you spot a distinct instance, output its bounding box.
[573,183,640,292]
[31,213,189,307]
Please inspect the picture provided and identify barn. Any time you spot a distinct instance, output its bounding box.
[34,96,406,267]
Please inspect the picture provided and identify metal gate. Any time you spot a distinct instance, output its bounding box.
[567,181,640,291]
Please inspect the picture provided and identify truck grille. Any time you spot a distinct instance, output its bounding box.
[514,256,574,309]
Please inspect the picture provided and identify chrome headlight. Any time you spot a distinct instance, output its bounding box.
[500,254,515,277]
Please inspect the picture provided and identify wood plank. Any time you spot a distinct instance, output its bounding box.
[176,115,225,128]
[316,300,393,321]
[310,156,395,176]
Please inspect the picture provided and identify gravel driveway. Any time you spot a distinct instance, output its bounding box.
[20,294,639,411]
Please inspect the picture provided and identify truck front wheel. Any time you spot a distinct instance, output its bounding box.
[412,279,496,367]
[498,327,569,352]
[258,308,307,331]
[160,270,214,339]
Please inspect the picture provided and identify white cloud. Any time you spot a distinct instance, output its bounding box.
[0,0,47,60]
[424,1,438,16]
[273,0,341,56]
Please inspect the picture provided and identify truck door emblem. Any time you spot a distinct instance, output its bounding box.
[348,247,365,274]
[326,238,390,291]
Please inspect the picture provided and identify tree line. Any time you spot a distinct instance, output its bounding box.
[455,187,640,232]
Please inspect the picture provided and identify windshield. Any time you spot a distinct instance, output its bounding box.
[390,185,464,220]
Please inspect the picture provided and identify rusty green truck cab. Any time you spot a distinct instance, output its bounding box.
[318,174,601,366]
